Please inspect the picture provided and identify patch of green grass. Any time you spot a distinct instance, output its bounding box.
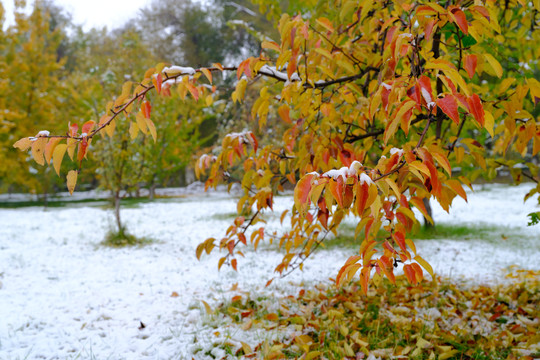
[100,227,154,247]
[0,194,188,209]
[0,198,104,209]
[322,221,532,251]
[210,212,238,221]
[410,223,500,241]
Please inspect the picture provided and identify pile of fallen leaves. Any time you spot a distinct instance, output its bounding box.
[210,267,539,359]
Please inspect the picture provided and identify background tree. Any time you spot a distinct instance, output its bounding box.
[13,0,540,290]
[1,1,72,203]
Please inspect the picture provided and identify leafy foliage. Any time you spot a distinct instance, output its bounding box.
[212,269,540,359]
[12,0,540,292]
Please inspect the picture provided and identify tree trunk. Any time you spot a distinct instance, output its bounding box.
[149,183,156,201]
[114,191,123,233]
[422,197,434,228]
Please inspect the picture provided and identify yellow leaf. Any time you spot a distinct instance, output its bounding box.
[432,152,452,176]
[200,300,213,314]
[439,350,459,360]
[205,94,213,106]
[44,138,61,165]
[105,119,116,137]
[52,144,67,176]
[316,17,334,32]
[360,0,374,22]
[129,121,139,140]
[66,170,78,195]
[136,112,148,134]
[200,67,213,84]
[484,111,495,137]
[484,53,503,78]
[414,254,434,277]
[446,179,468,201]
[67,138,76,160]
[145,118,157,142]
[261,40,281,52]
[305,351,322,360]
[13,137,33,151]
[385,178,401,198]
[31,138,47,166]
[526,78,540,105]
[240,341,253,355]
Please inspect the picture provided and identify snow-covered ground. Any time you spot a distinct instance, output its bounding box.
[0,183,538,359]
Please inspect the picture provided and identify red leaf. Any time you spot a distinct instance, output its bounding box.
[381,85,391,113]
[77,139,88,162]
[246,132,258,152]
[455,93,469,110]
[227,240,235,255]
[339,150,353,167]
[436,95,460,124]
[464,54,477,79]
[231,258,238,271]
[238,233,247,245]
[425,160,442,197]
[467,94,485,126]
[392,230,407,253]
[424,19,437,41]
[317,208,329,229]
[69,123,78,137]
[294,174,316,211]
[449,6,468,35]
[472,5,490,21]
[407,85,421,107]
[417,75,433,106]
[403,264,417,284]
[141,101,152,119]
[328,177,344,208]
[355,182,369,216]
[81,120,95,135]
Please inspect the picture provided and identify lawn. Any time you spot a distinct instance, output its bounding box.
[0,183,538,359]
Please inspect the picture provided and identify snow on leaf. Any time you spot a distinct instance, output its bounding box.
[162,65,196,76]
[417,75,433,105]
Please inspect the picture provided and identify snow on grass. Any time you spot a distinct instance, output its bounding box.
[0,183,538,359]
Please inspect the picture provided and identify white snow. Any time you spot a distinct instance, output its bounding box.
[36,130,50,137]
[420,87,432,104]
[320,161,364,181]
[389,147,403,157]
[322,166,349,180]
[259,65,300,82]
[0,183,538,358]
[162,66,196,76]
[359,172,374,186]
